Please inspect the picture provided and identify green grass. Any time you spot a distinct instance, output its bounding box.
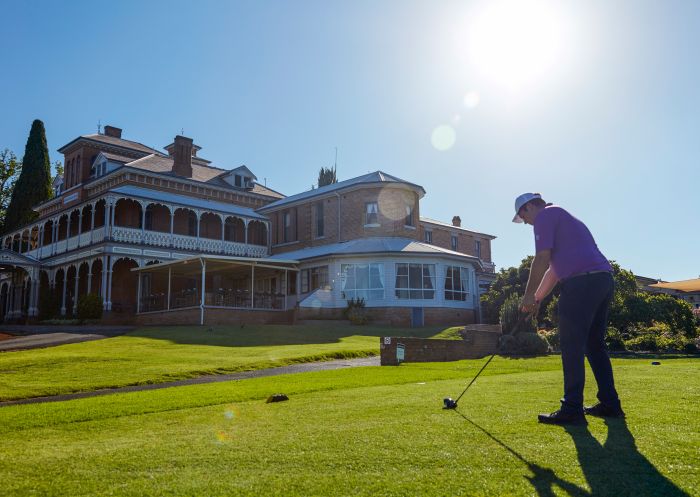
[0,356,697,496]
[0,325,462,401]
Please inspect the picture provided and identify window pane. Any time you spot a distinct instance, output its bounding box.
[409,264,422,288]
[356,264,369,289]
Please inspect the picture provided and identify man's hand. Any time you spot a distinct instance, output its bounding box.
[521,294,539,315]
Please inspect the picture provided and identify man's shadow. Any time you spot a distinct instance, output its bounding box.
[455,411,690,497]
[564,418,690,497]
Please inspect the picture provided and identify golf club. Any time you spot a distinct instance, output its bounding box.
[443,311,533,410]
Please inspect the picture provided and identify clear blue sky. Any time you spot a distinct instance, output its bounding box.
[2,0,698,281]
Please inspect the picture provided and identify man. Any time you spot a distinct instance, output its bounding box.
[513,193,624,426]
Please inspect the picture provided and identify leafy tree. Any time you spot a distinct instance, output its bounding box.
[4,120,52,232]
[0,149,21,231]
[317,166,337,187]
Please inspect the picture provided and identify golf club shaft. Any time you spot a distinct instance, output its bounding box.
[454,353,495,404]
[453,311,533,404]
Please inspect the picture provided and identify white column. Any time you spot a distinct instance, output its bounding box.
[66,214,72,241]
[141,203,147,241]
[103,201,110,240]
[60,270,67,316]
[167,266,172,311]
[101,256,108,309]
[136,272,142,313]
[196,211,201,250]
[78,210,83,236]
[110,200,116,238]
[200,259,206,325]
[169,207,175,247]
[90,204,96,230]
[106,259,113,311]
[72,271,79,314]
[87,271,92,294]
[283,269,288,311]
[250,264,255,309]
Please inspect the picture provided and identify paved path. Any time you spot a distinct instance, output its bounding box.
[0,356,381,407]
[0,326,133,352]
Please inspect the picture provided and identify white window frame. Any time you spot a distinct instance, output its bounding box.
[365,202,378,226]
[451,234,458,251]
[444,265,470,301]
[424,230,432,244]
[395,263,436,300]
[340,263,384,301]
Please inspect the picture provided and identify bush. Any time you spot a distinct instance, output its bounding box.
[77,293,103,320]
[499,332,548,355]
[499,294,536,335]
[38,287,60,321]
[347,307,368,325]
[537,328,559,351]
[605,326,626,351]
[622,322,691,352]
[343,297,366,319]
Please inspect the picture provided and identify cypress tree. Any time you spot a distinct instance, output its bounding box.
[4,120,52,233]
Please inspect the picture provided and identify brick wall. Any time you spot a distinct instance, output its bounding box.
[379,328,500,365]
[270,186,421,255]
[419,224,492,262]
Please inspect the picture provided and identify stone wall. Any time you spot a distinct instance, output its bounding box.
[298,306,475,327]
[135,307,296,326]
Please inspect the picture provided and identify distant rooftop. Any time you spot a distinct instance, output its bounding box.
[420,217,496,239]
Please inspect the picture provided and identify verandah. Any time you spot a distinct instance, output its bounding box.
[132,255,299,324]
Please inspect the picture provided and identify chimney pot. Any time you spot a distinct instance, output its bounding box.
[452,216,461,227]
[104,125,122,138]
[172,135,193,178]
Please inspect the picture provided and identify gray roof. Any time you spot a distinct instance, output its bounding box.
[259,171,426,211]
[420,217,497,239]
[58,134,159,155]
[109,185,268,220]
[269,237,483,267]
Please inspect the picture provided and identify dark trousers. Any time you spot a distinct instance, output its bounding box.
[558,272,620,414]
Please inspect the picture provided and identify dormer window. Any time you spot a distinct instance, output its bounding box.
[235,175,242,187]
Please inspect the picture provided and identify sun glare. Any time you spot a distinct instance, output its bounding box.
[466,0,569,91]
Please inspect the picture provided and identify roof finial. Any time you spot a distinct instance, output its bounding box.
[181,127,184,135]
[97,119,102,134]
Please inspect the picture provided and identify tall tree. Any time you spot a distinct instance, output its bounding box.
[317,165,337,187]
[4,120,52,232]
[0,149,21,231]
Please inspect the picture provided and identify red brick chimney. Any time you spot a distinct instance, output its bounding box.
[103,125,122,138]
[172,135,193,178]
[452,216,461,227]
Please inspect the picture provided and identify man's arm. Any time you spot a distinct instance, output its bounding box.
[521,249,551,313]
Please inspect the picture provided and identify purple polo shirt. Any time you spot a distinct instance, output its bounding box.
[534,205,611,281]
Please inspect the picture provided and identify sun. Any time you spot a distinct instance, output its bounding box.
[466,0,570,91]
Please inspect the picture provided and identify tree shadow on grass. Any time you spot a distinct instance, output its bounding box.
[127,324,449,347]
[564,419,691,497]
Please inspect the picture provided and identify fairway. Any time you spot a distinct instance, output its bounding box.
[1,356,697,496]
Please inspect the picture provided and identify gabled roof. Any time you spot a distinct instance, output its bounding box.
[109,185,268,220]
[269,237,483,267]
[121,154,284,199]
[58,133,159,155]
[229,165,258,180]
[95,151,134,165]
[259,171,426,211]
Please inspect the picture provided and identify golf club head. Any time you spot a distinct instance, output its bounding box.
[443,397,458,410]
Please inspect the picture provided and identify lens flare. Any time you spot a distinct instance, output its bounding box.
[224,405,241,420]
[464,91,480,109]
[431,125,456,151]
[215,430,232,443]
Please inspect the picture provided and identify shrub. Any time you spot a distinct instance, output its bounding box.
[347,307,368,325]
[38,287,60,321]
[605,326,626,351]
[499,294,536,335]
[499,332,549,355]
[537,328,559,351]
[343,297,366,319]
[77,293,103,321]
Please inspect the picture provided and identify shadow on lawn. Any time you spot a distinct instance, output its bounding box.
[564,419,691,497]
[127,325,446,347]
[456,413,689,497]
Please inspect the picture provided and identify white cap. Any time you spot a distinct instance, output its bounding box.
[512,193,542,223]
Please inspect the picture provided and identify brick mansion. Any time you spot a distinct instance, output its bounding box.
[0,125,496,326]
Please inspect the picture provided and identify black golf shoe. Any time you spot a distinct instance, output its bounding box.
[584,402,625,418]
[537,410,587,426]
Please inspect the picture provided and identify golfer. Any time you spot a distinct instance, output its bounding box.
[513,193,624,425]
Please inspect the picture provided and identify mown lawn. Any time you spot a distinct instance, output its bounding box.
[0,325,462,401]
[0,356,697,496]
